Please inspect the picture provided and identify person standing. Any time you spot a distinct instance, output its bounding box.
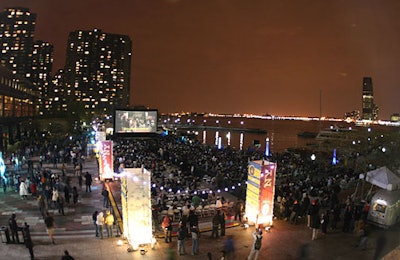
[290,200,301,225]
[19,180,28,200]
[37,194,46,219]
[44,211,56,244]
[211,211,220,239]
[220,210,226,237]
[247,229,263,260]
[177,222,187,255]
[309,200,320,240]
[92,211,99,237]
[8,213,20,243]
[105,210,114,238]
[78,174,83,190]
[84,172,92,192]
[72,186,79,204]
[2,178,6,193]
[191,225,200,256]
[161,215,172,243]
[96,211,105,239]
[321,210,330,235]
[57,194,65,216]
[22,222,34,259]
[101,187,109,208]
[234,199,244,224]
[64,185,70,204]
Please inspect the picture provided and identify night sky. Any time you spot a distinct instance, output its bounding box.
[2,0,400,119]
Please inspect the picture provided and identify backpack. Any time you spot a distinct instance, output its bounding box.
[254,236,262,250]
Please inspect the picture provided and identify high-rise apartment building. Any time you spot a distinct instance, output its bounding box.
[47,69,69,114]
[0,7,36,79]
[32,40,54,114]
[362,77,378,120]
[64,29,132,116]
[0,7,54,116]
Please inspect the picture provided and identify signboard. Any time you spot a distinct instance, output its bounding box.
[98,140,113,180]
[245,160,276,226]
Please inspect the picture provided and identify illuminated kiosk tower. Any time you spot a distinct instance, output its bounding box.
[245,160,277,227]
[121,168,153,250]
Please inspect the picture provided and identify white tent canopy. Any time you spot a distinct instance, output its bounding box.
[359,166,400,191]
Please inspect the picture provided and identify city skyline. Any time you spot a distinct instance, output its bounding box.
[1,0,400,120]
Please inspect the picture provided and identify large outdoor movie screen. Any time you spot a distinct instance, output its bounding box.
[115,110,158,133]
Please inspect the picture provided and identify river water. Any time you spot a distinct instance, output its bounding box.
[160,115,397,154]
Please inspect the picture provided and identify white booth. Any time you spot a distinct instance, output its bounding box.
[360,166,400,227]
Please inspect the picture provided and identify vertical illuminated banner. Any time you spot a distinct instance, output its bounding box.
[122,168,152,248]
[259,161,276,226]
[245,160,276,227]
[99,140,113,180]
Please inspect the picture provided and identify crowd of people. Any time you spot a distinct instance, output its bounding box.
[0,128,376,258]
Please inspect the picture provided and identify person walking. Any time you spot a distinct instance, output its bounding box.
[247,229,263,260]
[37,194,46,219]
[44,211,56,244]
[84,172,92,192]
[8,213,20,243]
[96,211,105,239]
[22,222,34,259]
[224,235,235,259]
[92,210,99,237]
[57,194,65,216]
[51,187,59,209]
[61,250,75,260]
[177,222,188,255]
[191,225,200,256]
[105,210,114,238]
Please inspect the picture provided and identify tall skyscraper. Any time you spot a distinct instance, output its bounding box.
[0,7,36,79]
[64,29,132,116]
[362,77,378,120]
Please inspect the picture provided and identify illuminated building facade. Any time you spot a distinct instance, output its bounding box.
[0,7,54,115]
[64,29,132,116]
[46,69,68,114]
[362,77,378,120]
[0,7,36,79]
[31,40,54,114]
[0,66,39,149]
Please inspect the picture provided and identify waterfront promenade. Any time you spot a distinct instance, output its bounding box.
[0,158,399,259]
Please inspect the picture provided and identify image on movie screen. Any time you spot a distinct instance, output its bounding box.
[115,110,157,133]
